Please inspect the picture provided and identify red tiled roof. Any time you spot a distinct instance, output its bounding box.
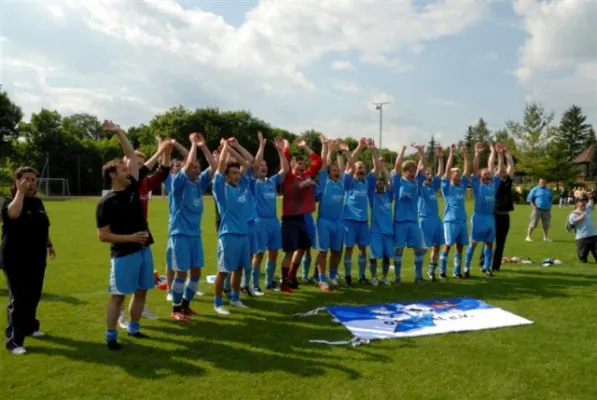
[571,144,594,164]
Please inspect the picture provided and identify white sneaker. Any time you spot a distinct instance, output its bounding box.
[525,236,532,242]
[11,347,26,355]
[381,277,391,286]
[230,300,249,308]
[252,288,265,297]
[214,305,230,315]
[543,237,552,242]
[371,277,379,287]
[142,305,159,320]
[166,293,173,302]
[118,314,129,330]
[330,278,339,287]
[32,331,45,338]
[195,290,205,297]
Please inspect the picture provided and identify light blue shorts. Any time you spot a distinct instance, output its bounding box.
[108,248,154,295]
[344,220,370,247]
[168,235,204,272]
[420,217,445,247]
[370,232,394,259]
[393,221,425,249]
[217,234,251,273]
[256,217,282,252]
[471,213,496,243]
[444,221,469,246]
[316,218,344,252]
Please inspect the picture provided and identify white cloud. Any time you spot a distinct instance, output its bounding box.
[330,61,356,71]
[427,97,461,107]
[2,0,489,137]
[513,0,597,119]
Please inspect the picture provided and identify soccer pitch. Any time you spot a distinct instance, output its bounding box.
[1,198,596,400]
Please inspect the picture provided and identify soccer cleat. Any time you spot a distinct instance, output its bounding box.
[214,305,231,315]
[290,278,300,290]
[440,273,448,280]
[414,278,424,285]
[371,277,379,286]
[106,341,122,351]
[241,286,253,297]
[394,278,402,286]
[11,347,27,355]
[463,271,471,279]
[525,236,532,242]
[452,273,463,279]
[543,237,552,242]
[182,307,198,317]
[118,315,129,330]
[252,288,265,296]
[156,282,168,291]
[345,276,353,288]
[358,277,370,285]
[170,312,189,323]
[142,306,159,320]
[166,293,173,302]
[381,277,391,286]
[32,330,45,338]
[266,282,280,291]
[319,282,331,292]
[329,278,339,287]
[230,300,249,308]
[127,331,150,339]
[484,269,494,277]
[427,272,436,282]
[195,290,205,297]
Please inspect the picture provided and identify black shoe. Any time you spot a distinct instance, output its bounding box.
[440,273,448,280]
[266,281,280,291]
[345,275,353,288]
[358,277,370,285]
[428,272,436,282]
[107,340,122,351]
[289,278,299,290]
[452,273,463,279]
[463,271,471,279]
[241,286,253,296]
[127,331,150,339]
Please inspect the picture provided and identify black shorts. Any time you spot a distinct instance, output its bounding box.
[281,215,311,253]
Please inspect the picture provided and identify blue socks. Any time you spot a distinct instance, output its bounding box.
[265,260,276,286]
[454,253,462,275]
[483,246,493,271]
[302,254,311,280]
[370,259,378,277]
[464,246,475,272]
[106,329,117,343]
[230,291,240,302]
[343,257,352,278]
[251,267,261,289]
[318,273,327,283]
[330,267,338,280]
[394,255,402,281]
[358,254,366,279]
[127,321,140,335]
[439,250,448,274]
[414,250,424,280]
[172,277,185,306]
[214,296,223,307]
[183,276,199,303]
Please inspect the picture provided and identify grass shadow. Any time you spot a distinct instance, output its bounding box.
[0,289,86,305]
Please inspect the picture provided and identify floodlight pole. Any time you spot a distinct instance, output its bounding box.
[373,102,390,148]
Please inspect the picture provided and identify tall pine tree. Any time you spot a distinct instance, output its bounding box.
[558,105,590,159]
[425,135,437,169]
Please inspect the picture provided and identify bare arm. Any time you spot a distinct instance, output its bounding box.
[337,153,345,172]
[231,141,255,164]
[487,144,496,175]
[172,140,189,158]
[367,139,378,174]
[436,147,444,177]
[217,142,230,174]
[496,148,505,177]
[472,143,482,176]
[462,147,471,176]
[97,226,139,244]
[505,148,515,178]
[105,120,138,180]
[274,137,290,179]
[444,145,454,179]
[253,132,265,170]
[393,146,407,175]
[7,184,26,219]
[320,136,329,170]
[414,144,426,171]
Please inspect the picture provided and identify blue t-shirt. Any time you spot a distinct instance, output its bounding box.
[527,186,553,210]
[318,170,345,222]
[569,204,597,240]
[392,172,419,223]
[441,176,470,223]
[368,175,393,234]
[243,168,258,223]
[213,171,249,236]
[254,173,282,219]
[417,175,441,219]
[471,175,501,216]
[343,173,370,222]
[168,170,211,236]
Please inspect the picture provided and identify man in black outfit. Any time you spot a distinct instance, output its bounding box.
[480,145,515,272]
[96,120,155,350]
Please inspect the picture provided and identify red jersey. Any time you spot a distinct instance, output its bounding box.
[281,147,322,216]
[138,165,170,220]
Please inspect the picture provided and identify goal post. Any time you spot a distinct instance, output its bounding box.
[37,178,71,197]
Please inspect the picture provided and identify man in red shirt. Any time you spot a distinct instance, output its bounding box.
[280,140,322,291]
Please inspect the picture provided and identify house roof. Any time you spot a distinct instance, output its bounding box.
[571,144,594,164]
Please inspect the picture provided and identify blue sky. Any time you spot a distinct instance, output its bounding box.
[1,0,595,150]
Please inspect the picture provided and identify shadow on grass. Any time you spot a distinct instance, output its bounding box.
[0,289,86,305]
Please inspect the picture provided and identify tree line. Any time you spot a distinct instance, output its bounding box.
[0,90,594,195]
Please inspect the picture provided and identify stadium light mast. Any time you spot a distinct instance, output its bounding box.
[373,102,389,148]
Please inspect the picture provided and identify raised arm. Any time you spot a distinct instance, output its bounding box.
[6,180,28,219]
[488,143,496,175]
[337,153,345,172]
[327,139,337,167]
[444,144,455,179]
[104,120,138,180]
[504,145,515,178]
[462,145,471,176]
[413,143,426,171]
[143,137,168,170]
[350,138,366,167]
[436,146,444,176]
[183,133,199,173]
[393,145,407,175]
[196,133,217,176]
[367,139,379,174]
[226,138,251,175]
[496,144,506,177]
[217,141,230,174]
[172,140,189,158]
[380,157,392,189]
[297,139,322,177]
[253,131,266,170]
[230,139,255,165]
[338,140,353,174]
[273,137,289,179]
[473,143,482,176]
[319,135,329,169]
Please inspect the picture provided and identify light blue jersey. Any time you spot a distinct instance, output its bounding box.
[163,173,176,216]
[244,168,258,223]
[569,204,597,240]
[527,185,553,210]
[417,175,441,219]
[472,175,501,215]
[213,171,249,236]
[343,173,370,222]
[368,174,393,235]
[318,170,345,222]
[254,173,281,219]
[441,176,470,223]
[392,172,419,223]
[168,170,211,236]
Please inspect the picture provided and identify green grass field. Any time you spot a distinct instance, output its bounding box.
[1,198,596,400]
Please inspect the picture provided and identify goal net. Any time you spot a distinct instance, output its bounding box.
[38,178,71,197]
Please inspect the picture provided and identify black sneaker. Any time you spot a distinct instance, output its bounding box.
[241,286,253,296]
[266,281,280,291]
[427,272,437,282]
[290,278,300,290]
[345,275,353,288]
[358,277,370,285]
[463,271,471,279]
[452,273,463,279]
[127,331,149,339]
[107,340,122,351]
[440,273,448,280]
